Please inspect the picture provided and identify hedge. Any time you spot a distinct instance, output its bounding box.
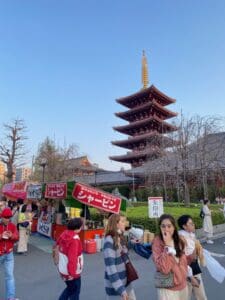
[90,205,225,233]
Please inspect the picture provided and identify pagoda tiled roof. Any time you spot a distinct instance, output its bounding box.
[109,148,160,163]
[115,99,177,121]
[116,85,176,108]
[113,115,177,135]
[111,132,174,149]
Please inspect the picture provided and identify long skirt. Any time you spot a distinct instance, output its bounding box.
[17,227,29,253]
[157,285,188,300]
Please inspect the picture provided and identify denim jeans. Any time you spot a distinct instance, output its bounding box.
[59,277,81,300]
[0,251,15,299]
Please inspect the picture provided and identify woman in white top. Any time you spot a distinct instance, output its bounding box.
[202,200,213,244]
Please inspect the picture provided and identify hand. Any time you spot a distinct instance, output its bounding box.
[163,231,173,246]
[190,276,200,288]
[121,292,129,300]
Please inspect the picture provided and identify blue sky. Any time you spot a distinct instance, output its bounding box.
[0,1,225,171]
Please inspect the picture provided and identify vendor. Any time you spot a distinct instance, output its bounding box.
[80,204,91,220]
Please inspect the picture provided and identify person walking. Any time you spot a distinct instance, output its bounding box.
[56,217,83,300]
[103,214,136,300]
[202,200,214,244]
[17,200,31,254]
[178,214,207,300]
[152,214,189,300]
[0,207,19,300]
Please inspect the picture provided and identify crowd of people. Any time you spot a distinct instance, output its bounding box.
[0,195,225,300]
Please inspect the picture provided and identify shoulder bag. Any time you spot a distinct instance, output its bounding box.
[154,271,174,288]
[121,252,139,286]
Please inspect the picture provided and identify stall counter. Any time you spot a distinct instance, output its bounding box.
[52,224,105,241]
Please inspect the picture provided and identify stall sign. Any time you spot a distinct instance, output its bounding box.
[45,183,67,199]
[72,183,121,214]
[2,181,27,200]
[148,197,164,218]
[37,211,52,237]
[27,184,42,200]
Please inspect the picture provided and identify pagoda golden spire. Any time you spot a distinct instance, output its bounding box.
[141,50,149,89]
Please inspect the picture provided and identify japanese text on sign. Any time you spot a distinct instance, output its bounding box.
[148,197,164,218]
[45,183,67,199]
[72,183,121,214]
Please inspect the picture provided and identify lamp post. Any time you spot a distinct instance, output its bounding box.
[40,158,47,183]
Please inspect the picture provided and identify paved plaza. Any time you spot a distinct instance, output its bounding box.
[0,234,225,300]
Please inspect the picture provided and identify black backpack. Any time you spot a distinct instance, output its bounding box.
[199,208,205,219]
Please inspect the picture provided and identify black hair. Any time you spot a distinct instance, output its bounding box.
[158,214,185,258]
[203,199,209,205]
[67,218,83,230]
[177,215,192,229]
[17,198,24,205]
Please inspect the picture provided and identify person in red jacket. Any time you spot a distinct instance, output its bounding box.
[0,207,19,300]
[57,217,84,300]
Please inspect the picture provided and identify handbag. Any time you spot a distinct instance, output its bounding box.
[121,252,139,286]
[154,271,174,288]
[20,221,30,228]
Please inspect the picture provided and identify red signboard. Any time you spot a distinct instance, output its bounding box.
[72,183,121,214]
[45,183,67,199]
[2,181,27,200]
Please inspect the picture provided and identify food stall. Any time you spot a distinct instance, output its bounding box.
[41,181,126,243]
[2,180,127,251]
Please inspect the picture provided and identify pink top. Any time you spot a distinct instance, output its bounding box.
[152,236,188,291]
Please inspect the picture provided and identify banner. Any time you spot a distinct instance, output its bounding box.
[45,183,67,199]
[27,184,42,200]
[37,211,52,237]
[2,181,27,200]
[148,197,164,218]
[72,183,121,214]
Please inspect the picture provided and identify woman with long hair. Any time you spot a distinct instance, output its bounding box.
[103,214,136,300]
[152,214,189,300]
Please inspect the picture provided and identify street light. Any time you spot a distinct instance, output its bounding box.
[40,158,47,183]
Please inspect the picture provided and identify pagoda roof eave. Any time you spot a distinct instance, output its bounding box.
[109,148,160,162]
[113,115,177,134]
[115,99,178,121]
[112,133,174,149]
[116,85,176,107]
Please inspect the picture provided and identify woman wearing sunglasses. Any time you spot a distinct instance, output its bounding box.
[152,214,189,300]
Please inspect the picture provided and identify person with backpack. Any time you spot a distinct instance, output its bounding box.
[56,217,83,300]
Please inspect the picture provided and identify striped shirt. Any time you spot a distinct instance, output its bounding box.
[103,235,127,296]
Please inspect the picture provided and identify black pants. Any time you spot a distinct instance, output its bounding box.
[59,277,81,300]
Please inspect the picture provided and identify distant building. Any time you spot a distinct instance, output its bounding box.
[15,167,32,181]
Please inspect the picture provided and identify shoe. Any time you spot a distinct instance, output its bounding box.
[206,240,214,244]
[223,241,225,244]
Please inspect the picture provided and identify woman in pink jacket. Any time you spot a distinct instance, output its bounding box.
[152,214,188,300]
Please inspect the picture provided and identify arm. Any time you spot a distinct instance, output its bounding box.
[67,240,79,277]
[103,238,127,297]
[152,237,175,274]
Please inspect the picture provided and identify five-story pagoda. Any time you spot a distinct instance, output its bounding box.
[110,52,178,167]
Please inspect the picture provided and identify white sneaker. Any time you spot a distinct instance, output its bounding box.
[206,240,214,244]
[223,241,225,244]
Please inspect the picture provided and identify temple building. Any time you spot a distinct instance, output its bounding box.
[110,52,178,167]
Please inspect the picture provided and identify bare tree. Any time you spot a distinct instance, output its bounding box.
[0,119,27,182]
[32,137,79,182]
